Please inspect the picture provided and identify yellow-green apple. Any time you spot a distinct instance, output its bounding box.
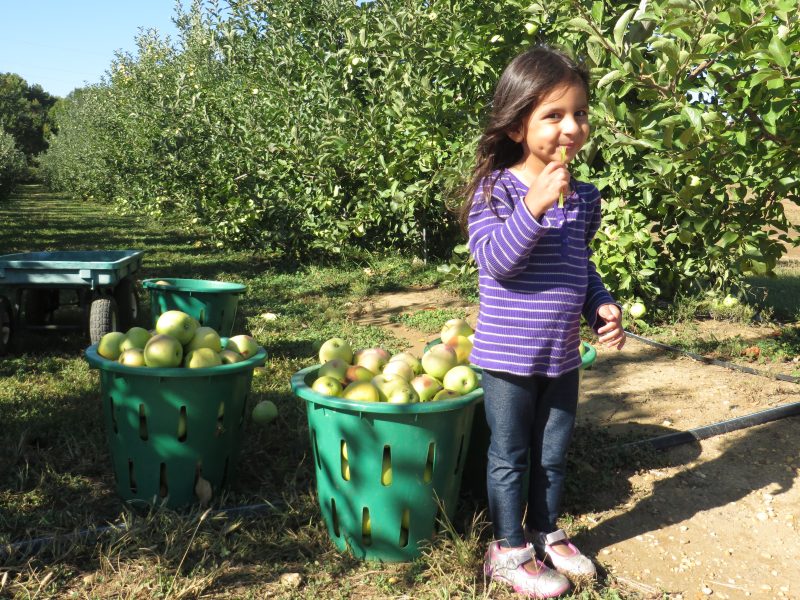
[444,335,473,364]
[186,326,222,353]
[318,337,353,364]
[442,365,479,395]
[252,400,278,424]
[722,295,739,308]
[312,375,344,397]
[411,374,444,402]
[97,331,126,360]
[345,364,374,384]
[342,381,381,402]
[154,280,172,286]
[118,348,145,367]
[354,347,390,363]
[185,347,223,368]
[382,359,414,382]
[144,334,183,368]
[354,348,389,375]
[319,359,349,382]
[578,342,586,357]
[219,349,243,364]
[227,334,260,358]
[389,352,422,375]
[421,345,458,380]
[156,310,198,345]
[629,302,646,319]
[433,389,461,401]
[385,379,419,404]
[440,318,474,344]
[120,327,152,351]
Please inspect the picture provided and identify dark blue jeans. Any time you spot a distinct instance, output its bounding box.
[482,367,580,547]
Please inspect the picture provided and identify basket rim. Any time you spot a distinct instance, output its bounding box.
[85,344,267,376]
[291,365,483,414]
[141,278,246,293]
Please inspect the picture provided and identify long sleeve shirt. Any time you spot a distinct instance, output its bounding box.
[467,169,616,377]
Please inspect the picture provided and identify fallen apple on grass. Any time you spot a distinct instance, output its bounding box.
[252,400,278,424]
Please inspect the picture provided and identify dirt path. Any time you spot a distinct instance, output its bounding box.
[351,289,800,599]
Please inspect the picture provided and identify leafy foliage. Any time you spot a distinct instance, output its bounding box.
[39,0,800,305]
[0,129,26,199]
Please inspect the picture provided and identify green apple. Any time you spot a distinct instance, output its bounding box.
[185,347,223,368]
[319,358,349,382]
[118,348,146,367]
[227,334,260,358]
[433,389,461,401]
[578,342,586,357]
[155,310,198,345]
[120,327,152,351]
[252,400,278,424]
[722,295,739,308]
[345,364,374,384]
[421,345,458,380]
[410,374,444,402]
[318,337,353,364]
[354,348,389,375]
[385,379,419,404]
[341,381,381,402]
[97,331,126,360]
[388,352,423,375]
[440,318,474,345]
[382,359,414,382]
[312,375,344,397]
[629,302,646,319]
[186,326,222,353]
[442,365,479,395]
[444,335,473,364]
[219,349,243,364]
[143,334,183,368]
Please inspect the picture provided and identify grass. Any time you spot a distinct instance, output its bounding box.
[0,185,674,599]
[389,307,469,334]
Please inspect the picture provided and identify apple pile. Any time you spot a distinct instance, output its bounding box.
[96,309,260,368]
[311,318,480,403]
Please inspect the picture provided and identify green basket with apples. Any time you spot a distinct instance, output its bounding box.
[85,344,267,509]
[291,364,483,562]
[142,278,246,336]
[424,338,597,502]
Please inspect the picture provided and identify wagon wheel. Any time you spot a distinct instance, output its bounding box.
[88,295,119,345]
[23,289,59,326]
[114,277,140,330]
[0,297,13,355]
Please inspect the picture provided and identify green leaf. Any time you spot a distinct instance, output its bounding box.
[681,105,703,131]
[597,69,624,88]
[698,33,722,48]
[768,35,791,68]
[613,8,636,49]
[567,17,596,35]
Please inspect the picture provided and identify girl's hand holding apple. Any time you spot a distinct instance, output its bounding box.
[523,160,570,220]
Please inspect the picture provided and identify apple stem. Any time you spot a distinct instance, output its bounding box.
[558,146,567,208]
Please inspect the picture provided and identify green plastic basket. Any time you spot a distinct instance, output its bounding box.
[85,344,267,509]
[142,278,246,336]
[291,365,484,562]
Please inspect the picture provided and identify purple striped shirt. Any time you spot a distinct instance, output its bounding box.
[468,169,616,377]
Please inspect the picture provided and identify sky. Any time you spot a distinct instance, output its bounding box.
[1,1,187,97]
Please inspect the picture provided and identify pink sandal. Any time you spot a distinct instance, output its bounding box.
[531,529,597,578]
[484,541,570,598]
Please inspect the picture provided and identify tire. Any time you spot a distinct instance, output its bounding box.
[89,296,119,345]
[23,289,58,326]
[0,297,13,355]
[114,278,140,330]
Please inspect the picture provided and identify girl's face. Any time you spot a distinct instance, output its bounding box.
[508,82,590,175]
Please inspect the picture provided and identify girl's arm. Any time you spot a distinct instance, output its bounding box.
[581,190,619,331]
[468,179,552,280]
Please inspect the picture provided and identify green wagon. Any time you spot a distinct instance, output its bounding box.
[0,250,144,354]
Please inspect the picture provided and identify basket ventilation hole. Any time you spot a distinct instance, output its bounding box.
[128,459,137,494]
[159,463,168,498]
[199,309,206,325]
[311,430,320,470]
[110,396,118,434]
[138,404,148,441]
[239,394,247,427]
[454,434,465,475]
[221,456,229,487]
[331,498,340,537]
[399,508,410,548]
[215,401,225,437]
[177,406,187,442]
[362,507,372,546]
[381,445,392,486]
[424,442,435,483]
[340,440,350,481]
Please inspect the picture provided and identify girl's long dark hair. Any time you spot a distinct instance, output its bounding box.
[458,46,590,233]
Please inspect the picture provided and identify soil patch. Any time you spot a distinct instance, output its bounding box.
[351,290,800,599]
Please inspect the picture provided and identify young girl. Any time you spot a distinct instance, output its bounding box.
[461,46,626,598]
